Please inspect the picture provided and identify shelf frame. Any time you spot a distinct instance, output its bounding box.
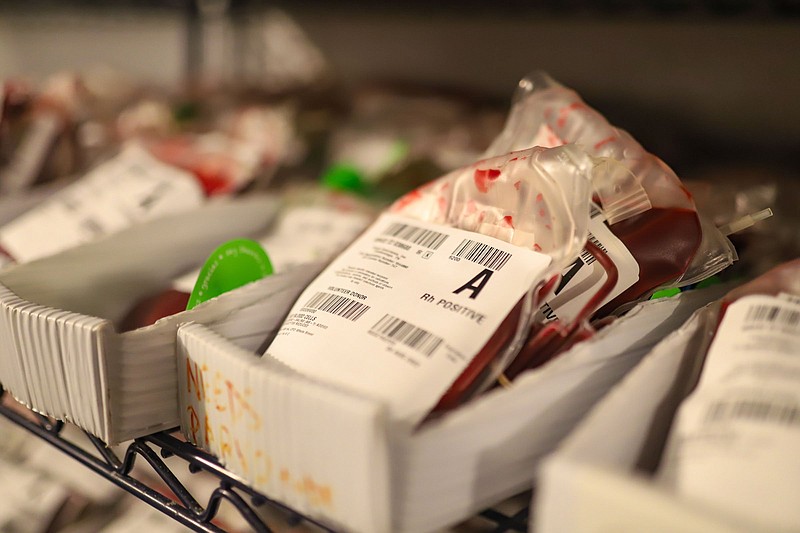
[0,386,528,532]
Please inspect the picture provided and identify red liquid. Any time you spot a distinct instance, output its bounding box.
[434,207,703,412]
[433,296,526,414]
[599,206,702,315]
[119,289,189,332]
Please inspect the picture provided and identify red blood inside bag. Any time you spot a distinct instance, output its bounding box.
[600,206,702,314]
[481,74,735,378]
[494,72,733,287]
[388,145,594,415]
[118,289,190,332]
[430,74,735,403]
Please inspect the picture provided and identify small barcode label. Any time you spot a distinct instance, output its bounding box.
[383,222,448,250]
[579,232,609,266]
[370,314,444,356]
[302,292,370,321]
[586,231,608,255]
[451,239,512,270]
[706,398,800,428]
[745,304,800,328]
[779,293,800,305]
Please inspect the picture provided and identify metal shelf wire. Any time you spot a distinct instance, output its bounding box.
[0,385,528,533]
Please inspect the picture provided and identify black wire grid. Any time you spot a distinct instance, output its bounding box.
[0,385,529,533]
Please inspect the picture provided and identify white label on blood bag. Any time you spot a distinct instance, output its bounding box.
[172,205,371,292]
[264,212,551,423]
[778,292,800,306]
[538,205,639,323]
[658,294,800,531]
[0,144,204,263]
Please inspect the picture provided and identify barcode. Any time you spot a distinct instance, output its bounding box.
[383,222,448,250]
[745,304,800,328]
[302,292,370,321]
[579,248,596,266]
[451,239,511,270]
[370,314,444,356]
[586,231,608,254]
[706,399,800,428]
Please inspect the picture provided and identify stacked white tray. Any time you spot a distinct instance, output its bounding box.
[177,284,728,533]
[0,195,319,445]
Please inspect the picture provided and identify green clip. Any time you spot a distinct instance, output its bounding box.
[187,238,274,310]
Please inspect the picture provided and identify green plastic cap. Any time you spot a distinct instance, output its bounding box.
[186,238,274,310]
[321,164,368,195]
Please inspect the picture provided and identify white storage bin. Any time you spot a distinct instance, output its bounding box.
[0,195,316,445]
[533,303,776,533]
[177,285,727,533]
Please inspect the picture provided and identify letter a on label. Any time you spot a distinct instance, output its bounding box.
[453,268,494,299]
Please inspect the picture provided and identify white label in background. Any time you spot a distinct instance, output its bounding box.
[0,460,69,533]
[265,213,551,423]
[260,206,371,271]
[658,294,800,531]
[0,145,204,264]
[539,207,639,323]
[172,205,371,292]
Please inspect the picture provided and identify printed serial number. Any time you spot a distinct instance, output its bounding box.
[382,222,449,250]
[744,304,800,329]
[370,314,443,356]
[302,291,371,321]
[451,239,511,271]
[706,398,800,428]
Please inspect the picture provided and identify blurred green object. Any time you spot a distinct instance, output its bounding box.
[186,238,274,310]
[321,164,368,194]
[173,101,201,125]
[649,275,723,300]
[650,287,682,300]
[695,275,722,289]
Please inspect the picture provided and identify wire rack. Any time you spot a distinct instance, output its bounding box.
[0,385,529,533]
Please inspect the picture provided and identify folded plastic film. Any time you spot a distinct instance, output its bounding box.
[485,72,735,291]
[391,144,593,276]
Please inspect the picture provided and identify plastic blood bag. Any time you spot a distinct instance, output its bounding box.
[0,144,206,266]
[485,72,736,319]
[655,259,800,531]
[0,106,281,268]
[145,132,262,197]
[263,144,594,424]
[120,186,374,331]
[477,73,738,380]
[594,204,704,314]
